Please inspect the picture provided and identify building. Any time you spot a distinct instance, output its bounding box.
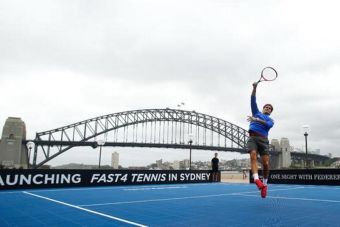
[156,159,163,169]
[0,117,28,169]
[270,137,292,168]
[280,138,292,152]
[309,149,321,155]
[271,139,280,151]
[111,152,119,169]
[172,160,180,170]
[279,138,292,168]
[181,159,190,170]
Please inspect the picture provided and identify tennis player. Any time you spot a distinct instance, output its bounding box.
[247,82,274,198]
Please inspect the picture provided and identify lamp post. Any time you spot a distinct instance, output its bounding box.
[302,125,310,168]
[96,139,106,169]
[188,133,193,170]
[26,141,35,168]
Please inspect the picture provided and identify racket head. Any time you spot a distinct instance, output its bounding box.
[259,67,278,82]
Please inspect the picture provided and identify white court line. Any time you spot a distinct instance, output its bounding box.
[124,186,187,191]
[79,186,307,207]
[25,185,179,193]
[18,183,212,193]
[0,191,22,194]
[2,184,216,194]
[233,193,340,203]
[220,182,307,189]
[234,186,306,195]
[1,184,196,194]
[22,191,148,227]
[79,192,239,207]
[0,183,304,194]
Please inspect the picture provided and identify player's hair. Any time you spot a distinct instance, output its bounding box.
[263,104,273,112]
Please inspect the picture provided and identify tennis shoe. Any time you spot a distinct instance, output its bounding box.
[254,179,265,190]
[261,185,268,198]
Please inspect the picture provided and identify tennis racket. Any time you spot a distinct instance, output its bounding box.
[257,67,278,83]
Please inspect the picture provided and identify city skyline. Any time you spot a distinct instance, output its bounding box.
[47,136,329,168]
[53,156,251,170]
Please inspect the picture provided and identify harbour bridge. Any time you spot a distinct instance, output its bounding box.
[23,108,329,169]
[30,108,250,168]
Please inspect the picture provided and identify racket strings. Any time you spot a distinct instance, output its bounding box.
[261,67,277,81]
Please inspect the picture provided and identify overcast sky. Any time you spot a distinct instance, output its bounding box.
[1,0,340,167]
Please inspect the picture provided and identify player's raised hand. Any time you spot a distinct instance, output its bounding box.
[247,116,256,122]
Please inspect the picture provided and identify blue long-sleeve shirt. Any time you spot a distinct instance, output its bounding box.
[249,96,274,137]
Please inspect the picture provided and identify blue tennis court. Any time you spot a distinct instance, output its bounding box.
[1,183,340,226]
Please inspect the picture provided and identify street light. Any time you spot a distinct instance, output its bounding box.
[302,125,310,168]
[188,133,193,170]
[96,139,106,169]
[26,141,35,168]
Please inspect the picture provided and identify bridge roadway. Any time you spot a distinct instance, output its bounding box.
[25,141,247,153]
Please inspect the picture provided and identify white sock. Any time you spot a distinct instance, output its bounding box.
[253,173,259,180]
[263,178,268,185]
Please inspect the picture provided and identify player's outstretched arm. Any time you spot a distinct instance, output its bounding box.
[251,82,258,96]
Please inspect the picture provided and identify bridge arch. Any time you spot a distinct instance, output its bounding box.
[32,108,249,168]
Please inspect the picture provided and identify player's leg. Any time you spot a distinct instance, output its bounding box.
[248,137,263,186]
[250,150,264,190]
[250,150,258,178]
[258,139,270,198]
[261,154,270,185]
[250,150,264,188]
[258,137,270,186]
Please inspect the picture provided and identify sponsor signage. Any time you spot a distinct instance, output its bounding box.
[249,169,340,185]
[0,169,213,190]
